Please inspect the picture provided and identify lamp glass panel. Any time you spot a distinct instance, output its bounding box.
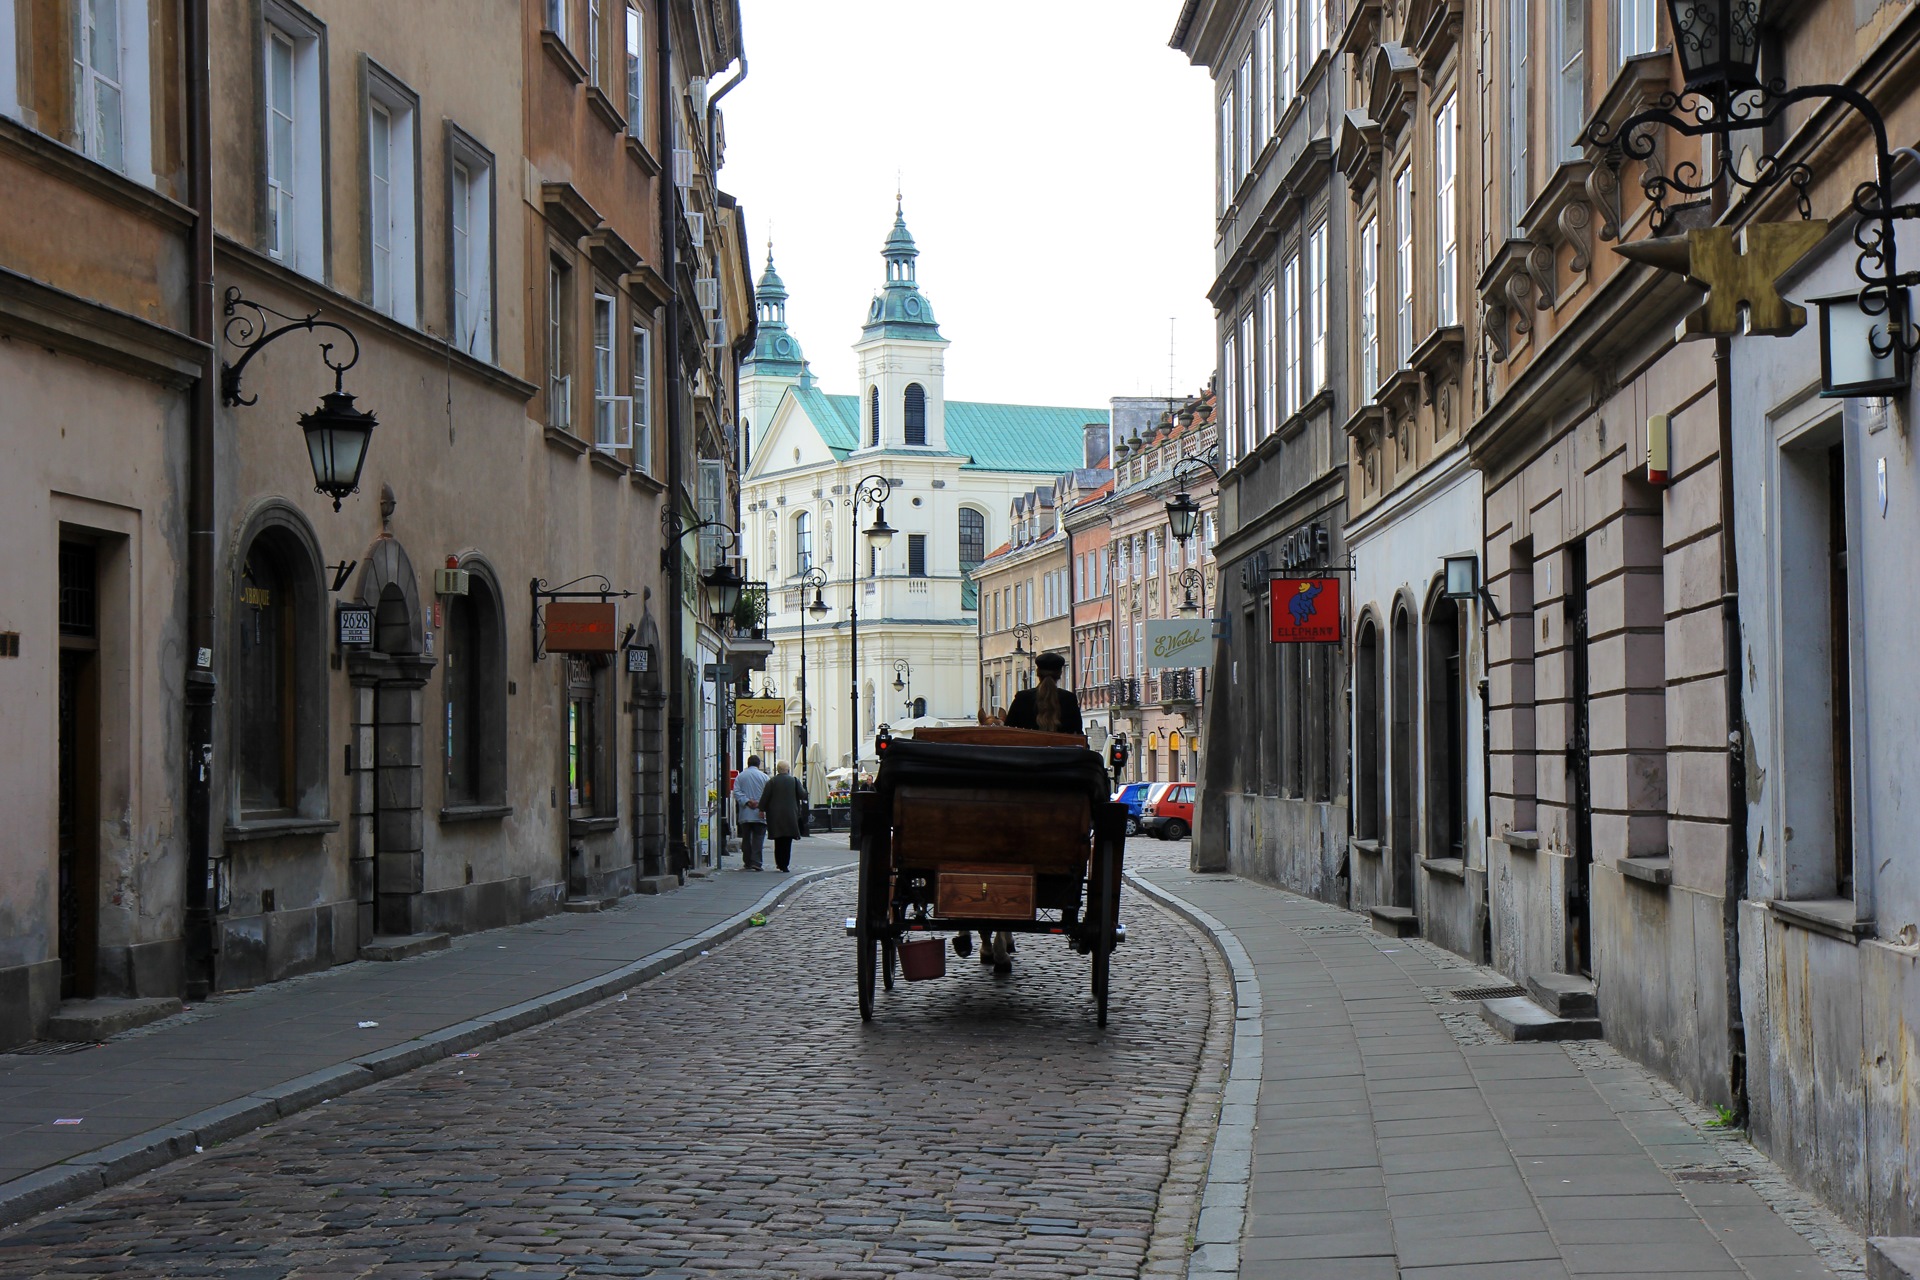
[1821,291,1910,396]
[1444,554,1478,597]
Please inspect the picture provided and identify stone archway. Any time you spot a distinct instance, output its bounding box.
[347,536,436,939]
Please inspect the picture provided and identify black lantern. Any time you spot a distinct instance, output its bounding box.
[1165,490,1202,545]
[808,587,829,618]
[701,560,744,627]
[300,388,378,511]
[864,504,896,550]
[1817,289,1912,398]
[1666,0,1764,95]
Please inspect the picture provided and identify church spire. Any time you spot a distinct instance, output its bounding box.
[862,197,940,342]
[746,244,806,378]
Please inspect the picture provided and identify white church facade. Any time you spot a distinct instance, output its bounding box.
[740,203,1107,793]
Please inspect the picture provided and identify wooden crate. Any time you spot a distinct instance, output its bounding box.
[937,864,1036,920]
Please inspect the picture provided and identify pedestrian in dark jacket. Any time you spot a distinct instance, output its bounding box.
[760,760,808,872]
[1004,652,1084,736]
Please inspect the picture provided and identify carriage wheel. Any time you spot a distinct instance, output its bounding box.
[856,834,878,1022]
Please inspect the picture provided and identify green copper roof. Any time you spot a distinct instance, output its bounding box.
[746,248,808,376]
[798,391,1105,473]
[861,199,943,343]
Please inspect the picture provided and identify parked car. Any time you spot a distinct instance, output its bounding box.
[1112,782,1153,836]
[1141,782,1195,841]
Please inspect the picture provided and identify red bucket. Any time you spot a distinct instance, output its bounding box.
[898,936,947,981]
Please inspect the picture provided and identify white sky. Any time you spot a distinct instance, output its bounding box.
[720,0,1217,411]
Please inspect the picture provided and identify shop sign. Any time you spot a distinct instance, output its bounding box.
[733,697,785,725]
[336,604,373,647]
[1146,619,1214,669]
[545,602,617,652]
[1270,577,1341,644]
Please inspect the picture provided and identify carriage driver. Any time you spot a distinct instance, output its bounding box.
[1003,651,1083,736]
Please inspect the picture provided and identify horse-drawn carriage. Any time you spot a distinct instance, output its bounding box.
[848,727,1128,1025]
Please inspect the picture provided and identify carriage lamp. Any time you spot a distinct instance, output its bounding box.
[1667,0,1764,95]
[1442,553,1479,600]
[701,560,745,628]
[299,388,378,511]
[864,505,896,550]
[1165,489,1202,545]
[808,585,830,617]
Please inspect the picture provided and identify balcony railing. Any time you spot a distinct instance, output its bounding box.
[1108,677,1140,708]
[1159,669,1199,707]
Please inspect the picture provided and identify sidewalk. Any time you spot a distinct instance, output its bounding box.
[0,837,853,1226]
[1130,854,1864,1280]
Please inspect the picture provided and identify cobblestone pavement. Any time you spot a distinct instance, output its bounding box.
[0,867,1217,1279]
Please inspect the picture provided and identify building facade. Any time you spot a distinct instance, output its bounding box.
[1176,0,1351,898]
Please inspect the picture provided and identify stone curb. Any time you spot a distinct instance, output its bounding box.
[1124,870,1261,1280]
[0,864,850,1229]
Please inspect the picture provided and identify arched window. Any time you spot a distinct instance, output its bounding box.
[444,566,508,809]
[903,382,927,445]
[794,511,812,575]
[1424,588,1466,860]
[911,696,927,718]
[231,511,327,821]
[869,385,880,446]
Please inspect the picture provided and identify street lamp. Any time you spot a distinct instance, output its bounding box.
[701,560,745,628]
[1177,568,1205,617]
[845,474,895,773]
[798,564,828,783]
[893,658,913,718]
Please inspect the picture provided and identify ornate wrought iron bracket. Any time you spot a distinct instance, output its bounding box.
[220,286,363,407]
[530,574,634,662]
[659,508,738,571]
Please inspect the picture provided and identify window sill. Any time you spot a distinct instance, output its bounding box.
[625,135,661,176]
[440,804,512,825]
[224,817,340,844]
[629,466,664,493]
[589,447,629,476]
[1617,856,1672,889]
[585,86,626,133]
[543,424,589,455]
[1420,857,1467,881]
[1351,837,1381,857]
[1769,898,1871,946]
[1500,829,1539,853]
[540,30,586,85]
[569,816,619,836]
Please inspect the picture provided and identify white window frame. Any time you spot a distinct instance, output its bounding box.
[544,0,568,44]
[630,321,653,473]
[1240,309,1257,449]
[264,7,324,277]
[547,255,572,429]
[1278,0,1297,105]
[1615,0,1658,64]
[1222,329,1239,463]
[364,65,419,324]
[625,4,644,137]
[1395,166,1414,367]
[587,0,602,86]
[1282,253,1301,420]
[1219,88,1234,210]
[1435,95,1459,327]
[591,291,630,450]
[1257,8,1276,138]
[447,126,495,362]
[1307,222,1328,392]
[1259,281,1277,441]
[1555,1,1586,162]
[74,0,152,181]
[1307,0,1325,62]
[1507,0,1531,233]
[1235,54,1252,183]
[0,0,19,121]
[795,511,813,576]
[1249,29,1266,146]
[1359,214,1379,400]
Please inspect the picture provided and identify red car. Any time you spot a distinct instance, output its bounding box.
[1141,782,1194,841]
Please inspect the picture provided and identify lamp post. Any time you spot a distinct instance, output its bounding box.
[1166,452,1222,617]
[1010,621,1034,684]
[799,565,828,783]
[893,658,913,718]
[845,474,895,773]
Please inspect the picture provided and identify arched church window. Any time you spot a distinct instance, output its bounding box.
[869,385,880,446]
[904,383,927,446]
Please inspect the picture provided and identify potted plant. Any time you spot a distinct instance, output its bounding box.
[731,584,769,638]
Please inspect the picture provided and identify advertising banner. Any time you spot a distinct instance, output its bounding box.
[1146,619,1214,669]
[1269,577,1342,644]
[733,697,786,725]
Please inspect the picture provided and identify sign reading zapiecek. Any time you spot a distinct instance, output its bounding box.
[1269,577,1341,644]
[1145,620,1214,669]
[733,697,786,725]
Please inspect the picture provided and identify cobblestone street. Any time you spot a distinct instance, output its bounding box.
[0,868,1217,1279]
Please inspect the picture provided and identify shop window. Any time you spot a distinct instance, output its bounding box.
[444,567,507,810]
[567,655,612,816]
[231,513,326,821]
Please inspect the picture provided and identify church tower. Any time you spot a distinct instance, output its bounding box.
[741,248,810,471]
[853,198,950,454]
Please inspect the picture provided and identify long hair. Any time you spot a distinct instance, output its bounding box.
[1034,672,1064,733]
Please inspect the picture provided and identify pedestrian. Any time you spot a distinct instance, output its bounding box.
[760,760,807,872]
[1004,652,1084,735]
[733,755,770,871]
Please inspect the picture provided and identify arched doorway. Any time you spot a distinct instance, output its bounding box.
[1389,604,1416,913]
[1424,589,1466,863]
[1355,616,1382,844]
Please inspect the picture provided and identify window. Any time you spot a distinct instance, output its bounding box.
[1394,167,1414,367]
[0,0,18,121]
[959,508,985,569]
[1249,28,1266,145]
[544,0,567,42]
[795,511,812,575]
[365,68,419,324]
[1236,54,1252,182]
[265,11,323,276]
[1507,0,1531,232]
[448,133,495,360]
[1278,0,1297,105]
[630,322,653,471]
[904,383,927,445]
[624,4,644,135]
[547,255,573,428]
[1222,329,1238,463]
[1148,531,1160,577]
[1359,214,1379,400]
[1615,0,1658,63]
[869,385,880,446]
[767,526,778,580]
[1555,2,1586,162]
[1240,308,1256,447]
[1257,8,1275,137]
[1218,86,1234,209]
[587,0,602,86]
[1307,223,1327,392]
[1259,282,1277,440]
[1134,622,1144,678]
[235,539,294,814]
[1282,253,1301,419]
[72,0,123,170]
[566,657,610,815]
[1307,0,1325,61]
[1434,96,1459,327]
[592,292,625,448]
[444,569,506,809]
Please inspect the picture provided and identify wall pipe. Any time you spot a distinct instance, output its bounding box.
[657,0,686,877]
[1715,337,1750,1122]
[183,0,217,999]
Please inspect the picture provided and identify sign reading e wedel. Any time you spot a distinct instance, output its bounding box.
[1270,577,1342,644]
[1146,620,1214,669]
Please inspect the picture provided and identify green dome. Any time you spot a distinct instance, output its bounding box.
[747,247,807,376]
[861,198,943,342]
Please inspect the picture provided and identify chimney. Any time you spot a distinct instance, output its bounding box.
[1084,421,1110,470]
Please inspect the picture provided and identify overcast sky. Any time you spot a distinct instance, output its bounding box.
[720,0,1217,412]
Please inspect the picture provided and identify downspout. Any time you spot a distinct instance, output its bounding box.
[183,0,217,999]
[658,0,686,876]
[704,54,745,173]
[1715,336,1750,1122]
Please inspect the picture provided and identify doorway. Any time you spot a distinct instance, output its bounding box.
[1424,594,1466,861]
[1565,541,1594,977]
[57,541,100,1000]
[1389,606,1416,911]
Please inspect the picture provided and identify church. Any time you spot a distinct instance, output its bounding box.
[740,202,1108,794]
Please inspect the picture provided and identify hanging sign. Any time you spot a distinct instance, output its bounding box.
[1146,619,1214,669]
[545,602,617,652]
[733,697,786,724]
[1270,577,1341,644]
[336,604,373,647]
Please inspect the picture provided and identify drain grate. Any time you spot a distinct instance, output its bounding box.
[1450,984,1530,1001]
[3,1041,97,1057]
